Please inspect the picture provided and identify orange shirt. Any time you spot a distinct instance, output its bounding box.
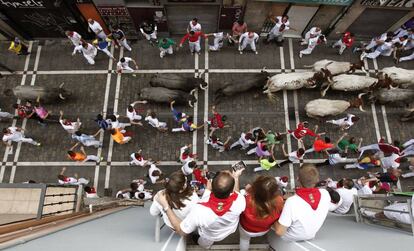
[111,128,124,144]
[69,152,86,161]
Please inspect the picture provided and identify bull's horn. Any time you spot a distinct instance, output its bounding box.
[59,93,66,100]
[59,82,65,88]
[190,89,196,95]
[321,85,330,97]
[358,93,367,99]
[359,105,366,112]
[188,100,194,108]
[303,64,313,68]
[198,71,205,78]
[261,66,267,73]
[199,83,208,90]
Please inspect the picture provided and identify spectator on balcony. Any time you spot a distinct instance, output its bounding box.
[239,175,284,251]
[270,164,331,251]
[156,169,246,249]
[150,171,199,229]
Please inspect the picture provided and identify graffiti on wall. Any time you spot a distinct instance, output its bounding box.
[21,12,72,35]
[0,0,45,8]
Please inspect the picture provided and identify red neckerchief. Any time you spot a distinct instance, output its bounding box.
[295,188,321,210]
[200,192,238,216]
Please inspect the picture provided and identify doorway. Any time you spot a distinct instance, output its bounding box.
[284,5,319,38]
[165,4,220,34]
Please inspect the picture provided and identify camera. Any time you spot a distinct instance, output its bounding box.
[231,161,246,172]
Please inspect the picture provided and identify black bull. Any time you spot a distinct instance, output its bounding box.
[4,83,71,103]
[139,87,197,107]
[149,73,207,92]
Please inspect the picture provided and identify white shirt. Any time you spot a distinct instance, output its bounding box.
[145,115,161,128]
[270,16,290,35]
[275,176,288,188]
[179,145,193,163]
[130,153,146,166]
[329,197,343,212]
[309,27,321,37]
[89,21,103,34]
[392,37,408,47]
[117,57,132,70]
[181,161,194,175]
[135,191,152,200]
[148,164,161,184]
[288,151,303,163]
[127,103,141,121]
[150,191,199,229]
[58,177,78,185]
[2,127,22,142]
[239,133,254,146]
[357,183,373,195]
[278,189,330,241]
[180,190,246,241]
[334,187,358,214]
[73,43,95,56]
[189,21,201,32]
[239,32,259,44]
[59,119,81,134]
[68,32,82,45]
[381,153,400,169]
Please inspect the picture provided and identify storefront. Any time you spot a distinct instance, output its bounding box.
[245,0,353,37]
[346,0,414,39]
[0,0,90,39]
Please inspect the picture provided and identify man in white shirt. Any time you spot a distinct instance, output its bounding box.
[301,26,321,45]
[334,178,358,214]
[126,100,146,124]
[361,37,393,60]
[229,132,254,150]
[326,114,359,130]
[299,34,326,58]
[59,110,81,134]
[271,164,331,251]
[207,32,225,51]
[182,160,197,176]
[148,163,163,184]
[72,41,97,65]
[88,18,106,39]
[187,18,202,33]
[2,126,40,146]
[65,30,82,47]
[117,57,138,74]
[267,15,290,44]
[239,31,259,54]
[156,169,246,249]
[362,196,414,225]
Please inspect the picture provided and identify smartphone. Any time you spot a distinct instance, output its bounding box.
[206,171,216,180]
[232,161,247,172]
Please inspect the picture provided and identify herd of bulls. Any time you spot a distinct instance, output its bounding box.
[3,59,414,121]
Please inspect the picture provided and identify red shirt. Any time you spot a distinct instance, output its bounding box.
[180,32,206,44]
[209,112,224,129]
[240,194,284,233]
[288,123,317,140]
[342,32,354,48]
[193,169,207,185]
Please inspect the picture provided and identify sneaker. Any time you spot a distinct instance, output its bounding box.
[36,142,41,146]
[299,53,303,58]
[239,50,243,55]
[254,51,258,55]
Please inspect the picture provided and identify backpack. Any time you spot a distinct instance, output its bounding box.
[96,119,109,130]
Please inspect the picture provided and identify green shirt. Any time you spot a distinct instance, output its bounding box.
[158,38,175,49]
[260,159,277,170]
[338,139,358,152]
[265,132,281,145]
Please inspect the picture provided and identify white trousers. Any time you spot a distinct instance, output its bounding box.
[15,136,38,145]
[118,38,131,51]
[85,155,100,162]
[365,39,377,51]
[333,39,347,55]
[189,41,201,53]
[121,66,134,73]
[83,48,97,65]
[239,226,269,251]
[209,38,223,51]
[96,31,107,40]
[160,46,173,58]
[98,47,114,59]
[300,45,316,55]
[143,32,157,41]
[240,40,256,52]
[400,52,414,62]
[268,32,283,42]
[0,111,14,119]
[82,139,101,148]
[230,137,250,150]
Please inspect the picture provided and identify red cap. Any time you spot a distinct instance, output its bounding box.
[281,176,289,183]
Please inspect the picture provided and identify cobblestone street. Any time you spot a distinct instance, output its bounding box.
[0,36,413,195]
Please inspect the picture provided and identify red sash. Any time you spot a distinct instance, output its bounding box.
[296,188,321,210]
[200,192,238,216]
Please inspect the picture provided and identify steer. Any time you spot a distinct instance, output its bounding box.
[304,59,366,75]
[149,72,207,91]
[305,96,365,118]
[263,72,325,94]
[320,74,379,96]
[379,67,414,88]
[360,88,414,106]
[139,87,197,107]
[214,69,270,103]
[4,83,71,103]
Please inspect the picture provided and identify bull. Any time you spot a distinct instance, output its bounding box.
[360,88,414,106]
[379,67,414,88]
[4,83,71,103]
[263,72,326,94]
[305,96,365,118]
[400,108,414,122]
[304,59,366,75]
[149,72,207,91]
[139,87,197,107]
[320,74,379,97]
[214,69,270,103]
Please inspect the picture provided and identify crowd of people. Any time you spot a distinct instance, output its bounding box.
[2,15,414,250]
